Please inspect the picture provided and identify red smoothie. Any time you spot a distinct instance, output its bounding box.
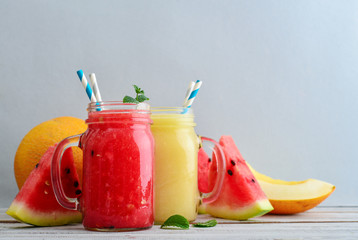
[79,106,154,230]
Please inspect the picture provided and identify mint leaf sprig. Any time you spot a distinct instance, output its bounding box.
[160,214,217,230]
[123,85,149,104]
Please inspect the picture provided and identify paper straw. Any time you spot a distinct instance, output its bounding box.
[89,73,102,102]
[184,80,202,109]
[77,70,97,102]
[182,81,195,106]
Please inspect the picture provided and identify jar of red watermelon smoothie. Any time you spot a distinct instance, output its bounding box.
[151,107,226,223]
[51,102,154,231]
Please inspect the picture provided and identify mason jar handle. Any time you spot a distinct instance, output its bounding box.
[51,134,82,211]
[200,136,226,204]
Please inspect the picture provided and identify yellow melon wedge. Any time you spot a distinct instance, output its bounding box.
[248,164,335,214]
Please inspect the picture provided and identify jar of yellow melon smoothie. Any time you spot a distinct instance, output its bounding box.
[151,107,226,224]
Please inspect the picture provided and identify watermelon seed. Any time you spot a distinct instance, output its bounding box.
[45,180,50,186]
[44,190,48,195]
[208,158,212,163]
[75,189,82,195]
[91,150,94,156]
[65,168,70,174]
[251,179,255,183]
[230,160,236,166]
[74,181,79,187]
[228,170,233,176]
[35,163,39,169]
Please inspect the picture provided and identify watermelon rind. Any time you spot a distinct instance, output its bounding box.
[6,201,82,226]
[204,199,273,220]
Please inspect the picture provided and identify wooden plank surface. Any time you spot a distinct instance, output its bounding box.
[1,206,357,239]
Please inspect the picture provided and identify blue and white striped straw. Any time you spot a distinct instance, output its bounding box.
[182,81,195,106]
[89,73,102,102]
[184,80,202,109]
[77,70,97,102]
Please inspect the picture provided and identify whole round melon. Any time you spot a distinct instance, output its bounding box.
[14,116,86,189]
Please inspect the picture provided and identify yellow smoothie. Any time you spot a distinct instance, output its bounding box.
[151,111,199,223]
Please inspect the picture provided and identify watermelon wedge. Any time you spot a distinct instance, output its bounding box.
[7,144,82,226]
[198,148,213,194]
[199,136,273,220]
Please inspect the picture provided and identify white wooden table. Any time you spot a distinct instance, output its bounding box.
[1,206,357,239]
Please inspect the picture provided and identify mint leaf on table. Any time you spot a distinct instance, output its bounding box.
[192,219,217,228]
[123,85,149,103]
[160,214,190,230]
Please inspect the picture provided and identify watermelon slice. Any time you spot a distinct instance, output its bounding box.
[199,136,273,220]
[198,148,213,194]
[6,144,82,226]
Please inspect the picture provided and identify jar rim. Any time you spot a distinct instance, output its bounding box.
[87,101,150,113]
[151,107,193,115]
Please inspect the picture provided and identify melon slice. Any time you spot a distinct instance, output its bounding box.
[199,136,273,220]
[248,164,335,214]
[7,144,82,226]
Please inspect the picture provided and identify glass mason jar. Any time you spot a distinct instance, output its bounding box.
[151,107,226,224]
[51,102,154,231]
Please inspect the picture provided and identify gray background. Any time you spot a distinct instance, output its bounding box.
[0,0,357,207]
